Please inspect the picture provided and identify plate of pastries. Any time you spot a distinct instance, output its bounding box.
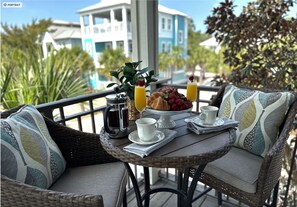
[146,86,193,115]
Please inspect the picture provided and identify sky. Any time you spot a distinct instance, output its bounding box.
[1,0,297,33]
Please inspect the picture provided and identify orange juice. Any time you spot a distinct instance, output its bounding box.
[134,86,146,112]
[186,82,197,102]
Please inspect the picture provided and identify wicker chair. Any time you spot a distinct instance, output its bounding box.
[1,105,128,207]
[190,84,297,207]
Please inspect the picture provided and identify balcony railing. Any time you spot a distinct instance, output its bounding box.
[83,22,132,35]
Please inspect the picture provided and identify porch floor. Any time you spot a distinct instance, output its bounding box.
[126,178,248,207]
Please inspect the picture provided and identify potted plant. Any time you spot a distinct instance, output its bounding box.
[107,61,157,119]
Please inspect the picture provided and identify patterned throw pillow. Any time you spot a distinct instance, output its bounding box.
[218,85,295,157]
[1,105,66,189]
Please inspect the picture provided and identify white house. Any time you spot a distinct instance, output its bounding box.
[199,36,220,54]
[42,20,82,57]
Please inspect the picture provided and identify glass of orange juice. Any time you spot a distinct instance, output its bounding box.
[134,80,146,117]
[185,76,197,122]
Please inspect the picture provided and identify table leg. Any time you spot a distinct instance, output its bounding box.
[185,164,206,207]
[124,163,143,207]
[143,167,150,207]
[177,171,183,207]
[177,169,190,207]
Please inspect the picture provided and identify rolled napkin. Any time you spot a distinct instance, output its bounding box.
[187,118,239,135]
[123,129,177,158]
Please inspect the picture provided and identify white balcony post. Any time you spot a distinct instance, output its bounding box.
[89,14,94,35]
[131,0,159,184]
[131,0,158,74]
[80,16,84,35]
[122,6,129,57]
[110,9,117,49]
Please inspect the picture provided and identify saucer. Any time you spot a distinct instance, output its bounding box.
[128,130,165,145]
[193,117,224,128]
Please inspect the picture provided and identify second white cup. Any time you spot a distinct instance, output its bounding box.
[200,106,219,125]
[135,118,157,142]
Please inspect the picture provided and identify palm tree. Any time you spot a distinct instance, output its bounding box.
[1,48,88,109]
[99,48,130,80]
[158,52,171,77]
[168,46,185,81]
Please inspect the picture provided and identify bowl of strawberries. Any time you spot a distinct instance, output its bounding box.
[146,86,193,128]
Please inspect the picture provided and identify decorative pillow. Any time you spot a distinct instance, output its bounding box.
[218,85,295,157]
[1,105,66,189]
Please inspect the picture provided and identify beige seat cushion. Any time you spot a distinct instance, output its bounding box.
[204,147,263,193]
[50,162,127,207]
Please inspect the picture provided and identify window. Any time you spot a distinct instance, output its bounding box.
[105,42,112,50]
[161,42,166,52]
[117,41,124,49]
[167,19,171,30]
[178,31,183,43]
[83,15,89,26]
[129,40,132,53]
[161,18,165,30]
[167,42,172,52]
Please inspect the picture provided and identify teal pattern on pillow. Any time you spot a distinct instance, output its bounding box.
[1,105,66,189]
[218,85,295,157]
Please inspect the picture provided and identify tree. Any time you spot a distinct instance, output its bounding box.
[158,52,171,77]
[56,47,95,73]
[186,18,229,82]
[205,1,297,205]
[206,0,297,90]
[1,19,52,58]
[1,48,88,109]
[0,19,89,109]
[99,48,130,79]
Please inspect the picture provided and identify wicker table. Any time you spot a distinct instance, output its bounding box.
[100,112,235,207]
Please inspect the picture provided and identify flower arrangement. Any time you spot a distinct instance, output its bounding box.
[107,61,157,100]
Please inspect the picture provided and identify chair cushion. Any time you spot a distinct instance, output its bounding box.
[0,105,66,189]
[204,147,263,193]
[218,85,295,157]
[49,162,127,207]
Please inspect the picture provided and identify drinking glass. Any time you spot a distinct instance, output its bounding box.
[185,80,197,122]
[134,85,146,118]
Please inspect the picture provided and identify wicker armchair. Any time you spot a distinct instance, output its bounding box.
[190,84,297,207]
[1,105,128,207]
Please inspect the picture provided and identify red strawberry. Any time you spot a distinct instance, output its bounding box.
[168,98,175,105]
[175,99,183,106]
[189,76,194,82]
[137,79,145,86]
[172,104,179,111]
[180,104,187,110]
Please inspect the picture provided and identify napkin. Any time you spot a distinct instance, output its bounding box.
[123,129,177,158]
[187,118,239,135]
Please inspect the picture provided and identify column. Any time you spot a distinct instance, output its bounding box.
[131,0,158,75]
[89,14,94,35]
[122,7,129,57]
[110,9,117,49]
[131,0,159,184]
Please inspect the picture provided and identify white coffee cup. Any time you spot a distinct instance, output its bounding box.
[135,118,157,142]
[199,106,219,125]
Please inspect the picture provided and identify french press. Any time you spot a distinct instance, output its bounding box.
[103,93,130,138]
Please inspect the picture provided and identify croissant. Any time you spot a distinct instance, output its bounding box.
[147,92,170,111]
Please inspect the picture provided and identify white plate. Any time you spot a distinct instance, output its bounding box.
[128,130,165,145]
[193,117,225,128]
